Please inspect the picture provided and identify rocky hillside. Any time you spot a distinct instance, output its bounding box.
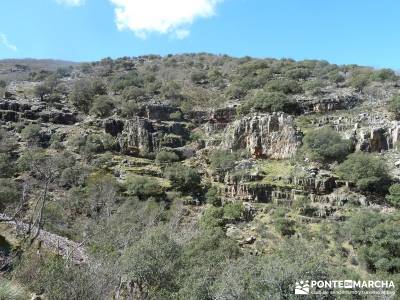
[0,54,400,299]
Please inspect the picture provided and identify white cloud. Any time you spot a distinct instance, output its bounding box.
[109,0,223,39]
[0,34,17,52]
[55,0,85,7]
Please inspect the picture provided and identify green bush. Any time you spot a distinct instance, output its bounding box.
[121,86,146,101]
[386,183,400,208]
[0,179,20,210]
[21,123,42,146]
[191,70,208,83]
[302,128,350,163]
[238,91,300,115]
[0,279,28,300]
[111,70,143,93]
[371,68,397,82]
[350,73,370,91]
[336,153,390,192]
[164,163,201,193]
[265,79,303,94]
[209,150,238,172]
[69,78,107,113]
[274,217,296,236]
[0,153,15,178]
[205,186,221,206]
[347,211,400,273]
[125,175,164,200]
[89,95,115,118]
[223,202,243,220]
[155,151,180,164]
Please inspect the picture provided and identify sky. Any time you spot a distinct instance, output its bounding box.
[0,0,399,68]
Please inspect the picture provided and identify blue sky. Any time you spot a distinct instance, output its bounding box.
[0,0,399,68]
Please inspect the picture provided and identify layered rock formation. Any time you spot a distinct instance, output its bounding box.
[220,113,302,159]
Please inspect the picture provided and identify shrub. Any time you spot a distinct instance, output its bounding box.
[371,68,397,82]
[386,183,400,208]
[125,175,164,200]
[155,151,180,164]
[209,150,239,172]
[350,73,370,91]
[69,78,106,113]
[164,164,201,193]
[336,153,390,192]
[89,95,115,118]
[21,123,43,146]
[0,179,20,210]
[122,86,146,101]
[346,211,400,273]
[191,71,208,83]
[0,153,15,178]
[205,186,221,207]
[302,128,350,163]
[265,79,303,94]
[285,67,311,80]
[274,217,296,236]
[328,72,345,86]
[169,110,183,121]
[111,70,143,93]
[0,280,28,300]
[223,202,243,220]
[238,91,299,115]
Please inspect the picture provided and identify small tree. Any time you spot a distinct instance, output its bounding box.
[155,151,180,164]
[89,95,115,118]
[164,164,201,193]
[386,183,400,208]
[336,153,390,193]
[302,128,350,163]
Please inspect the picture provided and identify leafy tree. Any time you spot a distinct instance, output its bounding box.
[350,73,370,92]
[0,179,21,210]
[386,183,400,208]
[302,128,350,163]
[347,211,400,273]
[336,153,390,192]
[223,202,243,220]
[89,95,115,118]
[191,70,208,83]
[121,228,181,298]
[206,186,221,207]
[178,228,240,299]
[21,123,43,147]
[209,150,239,172]
[371,68,397,82]
[34,83,51,101]
[125,175,164,201]
[265,79,303,94]
[69,78,106,113]
[238,91,300,115]
[163,163,201,193]
[0,153,15,178]
[155,150,180,164]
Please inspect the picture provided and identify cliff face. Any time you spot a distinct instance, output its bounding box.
[220,113,302,159]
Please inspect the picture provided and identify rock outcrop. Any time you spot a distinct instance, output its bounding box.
[118,117,189,155]
[220,113,302,159]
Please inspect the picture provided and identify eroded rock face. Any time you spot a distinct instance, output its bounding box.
[118,117,190,155]
[351,123,400,152]
[119,117,155,155]
[220,113,301,159]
